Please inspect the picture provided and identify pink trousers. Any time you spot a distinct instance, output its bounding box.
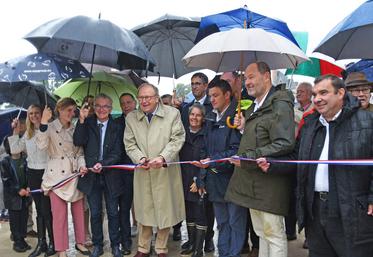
[49,192,85,251]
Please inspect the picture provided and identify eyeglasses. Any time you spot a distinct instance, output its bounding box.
[137,95,157,102]
[191,82,203,87]
[348,87,371,94]
[94,105,112,110]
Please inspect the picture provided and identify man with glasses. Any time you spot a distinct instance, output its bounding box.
[124,83,185,257]
[74,93,123,257]
[345,72,373,111]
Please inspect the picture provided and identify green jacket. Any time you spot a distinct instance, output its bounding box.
[225,87,295,216]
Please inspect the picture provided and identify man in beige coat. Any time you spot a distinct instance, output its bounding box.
[124,83,186,257]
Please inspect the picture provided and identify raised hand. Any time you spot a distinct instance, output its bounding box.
[41,105,52,124]
[11,118,21,135]
[79,103,90,123]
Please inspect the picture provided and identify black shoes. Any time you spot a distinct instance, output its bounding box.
[13,240,32,253]
[286,233,297,241]
[75,244,91,255]
[204,239,215,253]
[121,245,131,255]
[89,246,104,257]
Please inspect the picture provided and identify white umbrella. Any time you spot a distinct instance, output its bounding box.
[182,28,308,71]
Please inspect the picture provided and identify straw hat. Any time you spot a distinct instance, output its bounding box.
[345,72,373,90]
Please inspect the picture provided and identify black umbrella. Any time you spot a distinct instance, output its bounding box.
[0,53,90,83]
[24,15,155,71]
[0,81,56,109]
[132,14,200,79]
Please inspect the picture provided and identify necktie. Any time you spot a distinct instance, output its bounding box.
[147,113,153,123]
[98,123,104,161]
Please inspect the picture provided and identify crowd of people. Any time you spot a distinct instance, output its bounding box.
[0,61,372,257]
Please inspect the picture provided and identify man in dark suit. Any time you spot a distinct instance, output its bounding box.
[74,93,123,257]
[114,93,137,255]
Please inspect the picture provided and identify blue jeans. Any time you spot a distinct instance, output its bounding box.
[87,175,120,248]
[213,201,247,257]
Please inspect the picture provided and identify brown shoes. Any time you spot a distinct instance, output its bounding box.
[133,251,150,257]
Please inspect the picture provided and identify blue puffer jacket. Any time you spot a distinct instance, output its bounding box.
[202,100,241,202]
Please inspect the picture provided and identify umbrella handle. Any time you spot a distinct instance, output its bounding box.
[226,104,241,129]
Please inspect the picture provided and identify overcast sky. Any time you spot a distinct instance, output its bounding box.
[0,0,365,94]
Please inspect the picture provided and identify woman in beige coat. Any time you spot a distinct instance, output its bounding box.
[35,98,90,257]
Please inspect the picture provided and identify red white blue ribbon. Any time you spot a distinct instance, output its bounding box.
[30,172,81,194]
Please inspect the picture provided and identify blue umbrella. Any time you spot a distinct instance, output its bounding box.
[314,0,373,59]
[0,53,90,83]
[346,59,373,81]
[195,6,299,47]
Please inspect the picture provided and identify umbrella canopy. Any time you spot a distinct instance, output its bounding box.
[24,15,155,71]
[195,6,299,46]
[183,28,309,72]
[0,107,27,143]
[346,59,373,81]
[53,71,137,112]
[314,0,373,59]
[285,57,344,78]
[0,53,90,83]
[0,81,56,109]
[132,14,201,78]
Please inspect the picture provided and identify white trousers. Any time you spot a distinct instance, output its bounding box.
[250,209,287,257]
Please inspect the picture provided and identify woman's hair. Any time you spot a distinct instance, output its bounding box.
[188,103,206,125]
[26,104,42,139]
[55,97,77,116]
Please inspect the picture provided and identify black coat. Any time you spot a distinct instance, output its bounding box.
[73,115,122,197]
[202,100,241,202]
[179,126,206,202]
[296,94,373,249]
[0,156,31,210]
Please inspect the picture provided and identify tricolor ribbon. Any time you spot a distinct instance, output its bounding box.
[30,172,81,194]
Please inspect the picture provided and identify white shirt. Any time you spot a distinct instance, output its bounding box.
[253,89,271,113]
[213,103,230,122]
[194,94,207,105]
[314,110,342,192]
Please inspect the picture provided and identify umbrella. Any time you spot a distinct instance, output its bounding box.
[0,107,27,143]
[195,6,299,47]
[0,53,90,83]
[183,28,309,72]
[314,0,373,59]
[132,14,201,79]
[0,81,56,109]
[53,71,137,112]
[285,57,344,78]
[345,59,373,81]
[24,15,155,71]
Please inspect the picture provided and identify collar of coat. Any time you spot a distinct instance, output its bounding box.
[135,103,167,121]
[246,87,294,119]
[53,118,76,133]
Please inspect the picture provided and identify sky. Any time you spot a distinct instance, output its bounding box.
[0,0,366,95]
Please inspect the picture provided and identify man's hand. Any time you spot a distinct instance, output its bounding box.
[11,118,21,135]
[138,157,150,170]
[92,163,103,173]
[234,112,245,131]
[198,158,211,169]
[198,188,206,196]
[256,157,270,173]
[148,156,165,169]
[79,166,88,177]
[368,204,373,216]
[229,155,241,167]
[18,188,29,197]
[190,182,198,193]
[79,104,90,123]
[41,106,52,124]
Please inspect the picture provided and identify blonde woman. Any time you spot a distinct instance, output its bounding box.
[9,105,55,257]
[35,98,90,257]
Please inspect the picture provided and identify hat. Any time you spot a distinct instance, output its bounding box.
[345,72,373,89]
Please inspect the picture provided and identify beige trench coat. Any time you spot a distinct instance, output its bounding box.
[124,104,186,229]
[35,119,85,202]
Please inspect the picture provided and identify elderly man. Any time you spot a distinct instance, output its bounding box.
[294,82,313,126]
[225,62,295,257]
[258,74,373,257]
[74,93,123,257]
[345,72,373,111]
[124,83,185,257]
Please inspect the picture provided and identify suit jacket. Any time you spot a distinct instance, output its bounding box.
[73,115,122,197]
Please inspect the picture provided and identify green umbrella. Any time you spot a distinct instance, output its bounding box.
[53,71,138,112]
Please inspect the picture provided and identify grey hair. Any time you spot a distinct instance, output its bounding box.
[188,103,206,117]
[95,93,113,105]
[138,83,160,96]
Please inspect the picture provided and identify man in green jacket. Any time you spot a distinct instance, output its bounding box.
[225,62,295,257]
